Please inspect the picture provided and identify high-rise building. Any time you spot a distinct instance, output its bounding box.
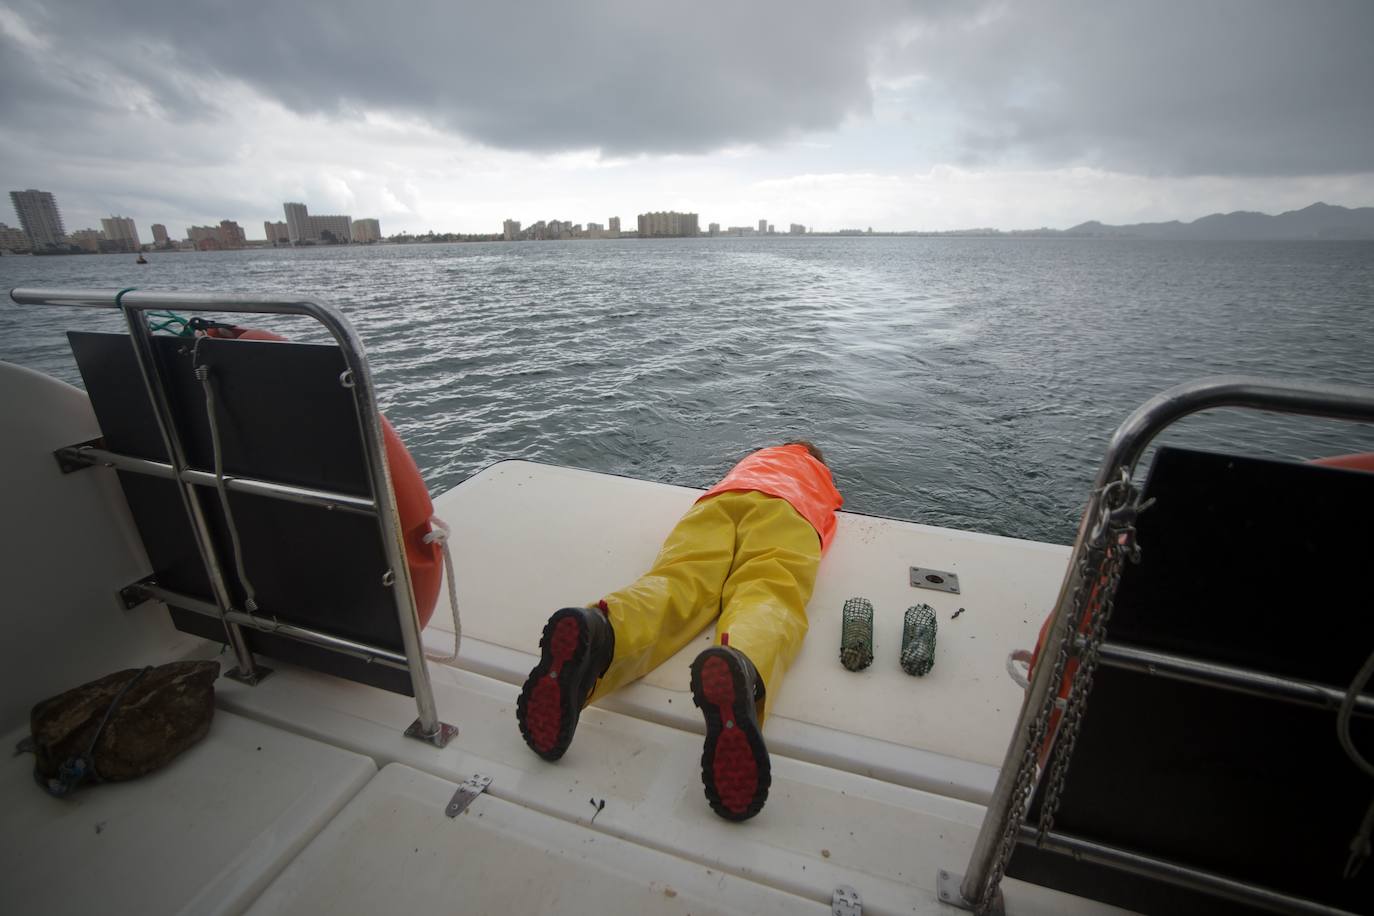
[789,223,806,235]
[283,202,309,243]
[502,219,521,241]
[187,226,219,249]
[68,228,103,253]
[768,224,775,234]
[0,222,32,252]
[351,218,381,243]
[10,189,66,249]
[758,219,767,234]
[218,220,246,248]
[101,216,141,252]
[187,220,246,250]
[151,223,170,246]
[637,211,700,238]
[708,222,720,236]
[608,216,621,234]
[264,221,290,244]
[310,214,352,244]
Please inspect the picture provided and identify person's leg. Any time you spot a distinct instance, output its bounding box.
[715,493,821,720]
[691,492,821,820]
[586,494,742,701]
[518,494,738,760]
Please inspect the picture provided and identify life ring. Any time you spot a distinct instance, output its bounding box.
[1312,452,1374,472]
[204,325,443,627]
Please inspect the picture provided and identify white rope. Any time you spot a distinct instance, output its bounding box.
[1006,649,1033,689]
[1006,648,1067,709]
[193,339,259,613]
[422,516,461,663]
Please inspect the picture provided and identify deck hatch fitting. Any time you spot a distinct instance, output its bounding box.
[445,774,491,817]
[910,566,960,594]
[832,885,862,916]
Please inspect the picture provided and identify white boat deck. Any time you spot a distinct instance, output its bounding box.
[425,459,1070,801]
[0,358,1121,915]
[0,711,375,916]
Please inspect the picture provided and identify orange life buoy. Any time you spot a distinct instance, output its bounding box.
[205,324,442,628]
[1312,452,1374,472]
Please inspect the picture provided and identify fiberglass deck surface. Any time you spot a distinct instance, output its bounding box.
[428,460,1070,771]
[245,763,828,916]
[0,711,375,916]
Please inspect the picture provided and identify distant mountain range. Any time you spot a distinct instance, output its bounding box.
[1061,202,1374,240]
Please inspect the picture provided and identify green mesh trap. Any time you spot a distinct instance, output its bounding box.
[900,604,937,676]
[839,597,874,671]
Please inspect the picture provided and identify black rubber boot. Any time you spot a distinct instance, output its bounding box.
[516,607,615,761]
[690,645,770,821]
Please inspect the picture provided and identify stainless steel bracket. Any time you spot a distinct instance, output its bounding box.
[832,885,862,916]
[407,718,459,748]
[225,664,273,685]
[911,566,961,594]
[938,869,1002,913]
[445,773,491,817]
[54,437,104,474]
[118,574,157,610]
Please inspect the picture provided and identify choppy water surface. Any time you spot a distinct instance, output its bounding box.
[2,238,1371,544]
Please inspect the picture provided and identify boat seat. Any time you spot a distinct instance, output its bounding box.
[0,710,375,916]
[1005,446,1374,914]
[67,330,418,697]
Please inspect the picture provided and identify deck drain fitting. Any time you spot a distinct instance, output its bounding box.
[839,598,875,671]
[900,604,938,676]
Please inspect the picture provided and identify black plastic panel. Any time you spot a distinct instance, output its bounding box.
[1007,446,1374,914]
[69,330,413,697]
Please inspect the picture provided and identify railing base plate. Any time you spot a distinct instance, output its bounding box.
[937,869,1003,914]
[406,719,458,747]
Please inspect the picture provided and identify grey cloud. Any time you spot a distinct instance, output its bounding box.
[882,0,1374,176]
[3,0,1372,177]
[3,0,903,156]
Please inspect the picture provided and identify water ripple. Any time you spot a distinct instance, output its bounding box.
[3,237,1372,543]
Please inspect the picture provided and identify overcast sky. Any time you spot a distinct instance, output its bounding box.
[3,0,1372,237]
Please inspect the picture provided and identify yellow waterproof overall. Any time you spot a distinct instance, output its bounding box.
[587,490,821,721]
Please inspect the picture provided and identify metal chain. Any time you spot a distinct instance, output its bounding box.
[972,468,1148,913]
[1037,472,1149,838]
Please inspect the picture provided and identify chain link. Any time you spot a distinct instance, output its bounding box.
[972,468,1149,913]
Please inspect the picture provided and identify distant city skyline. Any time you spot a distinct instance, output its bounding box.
[1,189,386,252]
[2,4,1369,239]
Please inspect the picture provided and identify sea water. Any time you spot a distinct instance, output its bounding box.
[2,237,1371,543]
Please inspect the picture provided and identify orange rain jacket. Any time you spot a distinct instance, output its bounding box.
[699,444,844,551]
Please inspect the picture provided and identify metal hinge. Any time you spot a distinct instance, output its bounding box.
[445,774,491,817]
[832,885,862,916]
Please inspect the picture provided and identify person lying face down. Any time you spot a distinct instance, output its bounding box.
[516,440,842,821]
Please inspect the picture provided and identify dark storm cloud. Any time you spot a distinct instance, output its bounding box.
[2,0,1372,176]
[1,0,904,155]
[883,0,1374,176]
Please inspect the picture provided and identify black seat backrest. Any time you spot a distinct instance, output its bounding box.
[69,330,414,696]
[1007,446,1374,915]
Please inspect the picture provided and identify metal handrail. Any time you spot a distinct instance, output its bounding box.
[9,286,455,747]
[957,375,1374,911]
[57,444,378,515]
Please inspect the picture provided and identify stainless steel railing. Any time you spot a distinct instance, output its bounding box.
[953,375,1374,914]
[9,286,456,747]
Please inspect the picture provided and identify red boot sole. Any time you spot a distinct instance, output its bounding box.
[519,614,584,759]
[693,650,770,821]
